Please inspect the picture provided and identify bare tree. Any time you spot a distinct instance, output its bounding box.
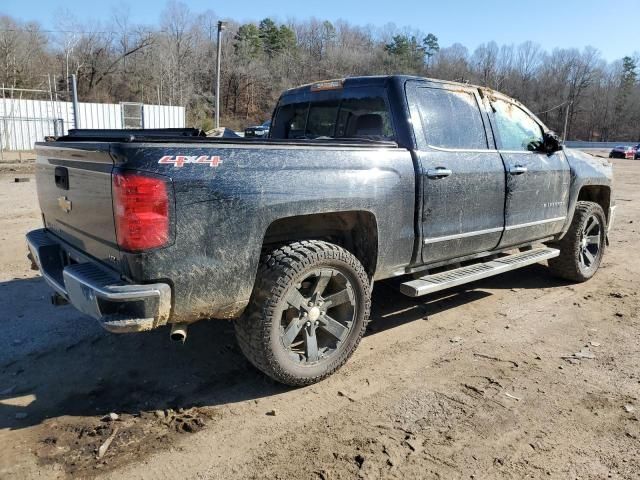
[1,6,639,139]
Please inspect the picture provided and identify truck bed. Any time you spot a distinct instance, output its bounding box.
[34,130,416,323]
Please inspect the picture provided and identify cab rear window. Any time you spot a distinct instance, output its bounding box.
[271,88,395,140]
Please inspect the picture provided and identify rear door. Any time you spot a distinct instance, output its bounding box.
[406,81,506,265]
[486,95,570,248]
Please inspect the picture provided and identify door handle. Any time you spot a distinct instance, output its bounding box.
[509,165,528,175]
[54,166,69,190]
[426,167,452,179]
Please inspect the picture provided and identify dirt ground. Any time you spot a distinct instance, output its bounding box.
[0,150,36,175]
[0,154,638,479]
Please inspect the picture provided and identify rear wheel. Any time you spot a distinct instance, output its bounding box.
[234,240,371,386]
[548,201,606,282]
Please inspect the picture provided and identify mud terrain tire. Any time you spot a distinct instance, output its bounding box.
[234,240,371,386]
[548,201,606,282]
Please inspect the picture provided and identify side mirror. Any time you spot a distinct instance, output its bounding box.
[543,131,562,153]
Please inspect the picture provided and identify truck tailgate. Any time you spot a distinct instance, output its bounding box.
[35,143,121,265]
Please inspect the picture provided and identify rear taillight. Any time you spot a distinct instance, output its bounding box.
[112,172,170,252]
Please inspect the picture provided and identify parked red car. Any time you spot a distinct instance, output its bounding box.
[609,145,635,159]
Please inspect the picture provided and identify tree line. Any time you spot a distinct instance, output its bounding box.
[1,2,639,140]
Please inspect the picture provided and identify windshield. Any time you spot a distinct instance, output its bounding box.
[270,87,395,141]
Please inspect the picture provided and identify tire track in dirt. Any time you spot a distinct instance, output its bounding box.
[1,160,639,479]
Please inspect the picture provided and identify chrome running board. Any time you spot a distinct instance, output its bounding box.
[400,248,560,297]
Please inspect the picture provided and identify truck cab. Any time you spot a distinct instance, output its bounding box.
[269,76,599,268]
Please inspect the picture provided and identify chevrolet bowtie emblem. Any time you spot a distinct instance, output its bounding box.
[57,196,72,213]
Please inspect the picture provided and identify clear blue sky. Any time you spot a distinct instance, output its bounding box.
[3,0,638,61]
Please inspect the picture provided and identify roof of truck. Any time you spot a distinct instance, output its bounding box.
[283,75,526,105]
[282,75,484,96]
[281,75,538,125]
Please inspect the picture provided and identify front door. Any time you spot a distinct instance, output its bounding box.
[487,96,570,247]
[406,82,506,265]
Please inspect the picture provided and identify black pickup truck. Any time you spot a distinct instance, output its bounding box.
[27,75,615,386]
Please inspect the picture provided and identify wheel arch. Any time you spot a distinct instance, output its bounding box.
[577,185,611,224]
[261,211,379,278]
[559,183,612,241]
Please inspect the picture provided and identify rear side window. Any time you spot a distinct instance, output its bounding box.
[270,88,395,140]
[413,87,488,150]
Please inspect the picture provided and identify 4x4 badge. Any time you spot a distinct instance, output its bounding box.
[158,155,222,168]
[57,196,72,213]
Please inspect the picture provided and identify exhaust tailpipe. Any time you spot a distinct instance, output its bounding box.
[51,293,69,306]
[27,252,39,271]
[170,323,188,343]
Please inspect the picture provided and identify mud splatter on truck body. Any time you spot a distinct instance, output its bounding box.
[27,75,613,385]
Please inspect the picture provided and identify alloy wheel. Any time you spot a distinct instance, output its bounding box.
[279,268,357,365]
[579,213,602,270]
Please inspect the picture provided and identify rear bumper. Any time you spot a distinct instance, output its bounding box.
[26,228,171,333]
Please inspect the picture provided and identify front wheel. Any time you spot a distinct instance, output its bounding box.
[548,201,606,282]
[234,240,371,386]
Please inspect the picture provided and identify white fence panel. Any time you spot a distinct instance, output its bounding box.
[0,99,186,151]
[143,105,186,129]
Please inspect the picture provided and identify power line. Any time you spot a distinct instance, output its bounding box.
[2,27,344,76]
[2,26,348,78]
[1,28,117,34]
[535,101,568,115]
[257,40,348,78]
[0,28,160,35]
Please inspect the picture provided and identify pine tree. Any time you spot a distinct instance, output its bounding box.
[234,24,262,59]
